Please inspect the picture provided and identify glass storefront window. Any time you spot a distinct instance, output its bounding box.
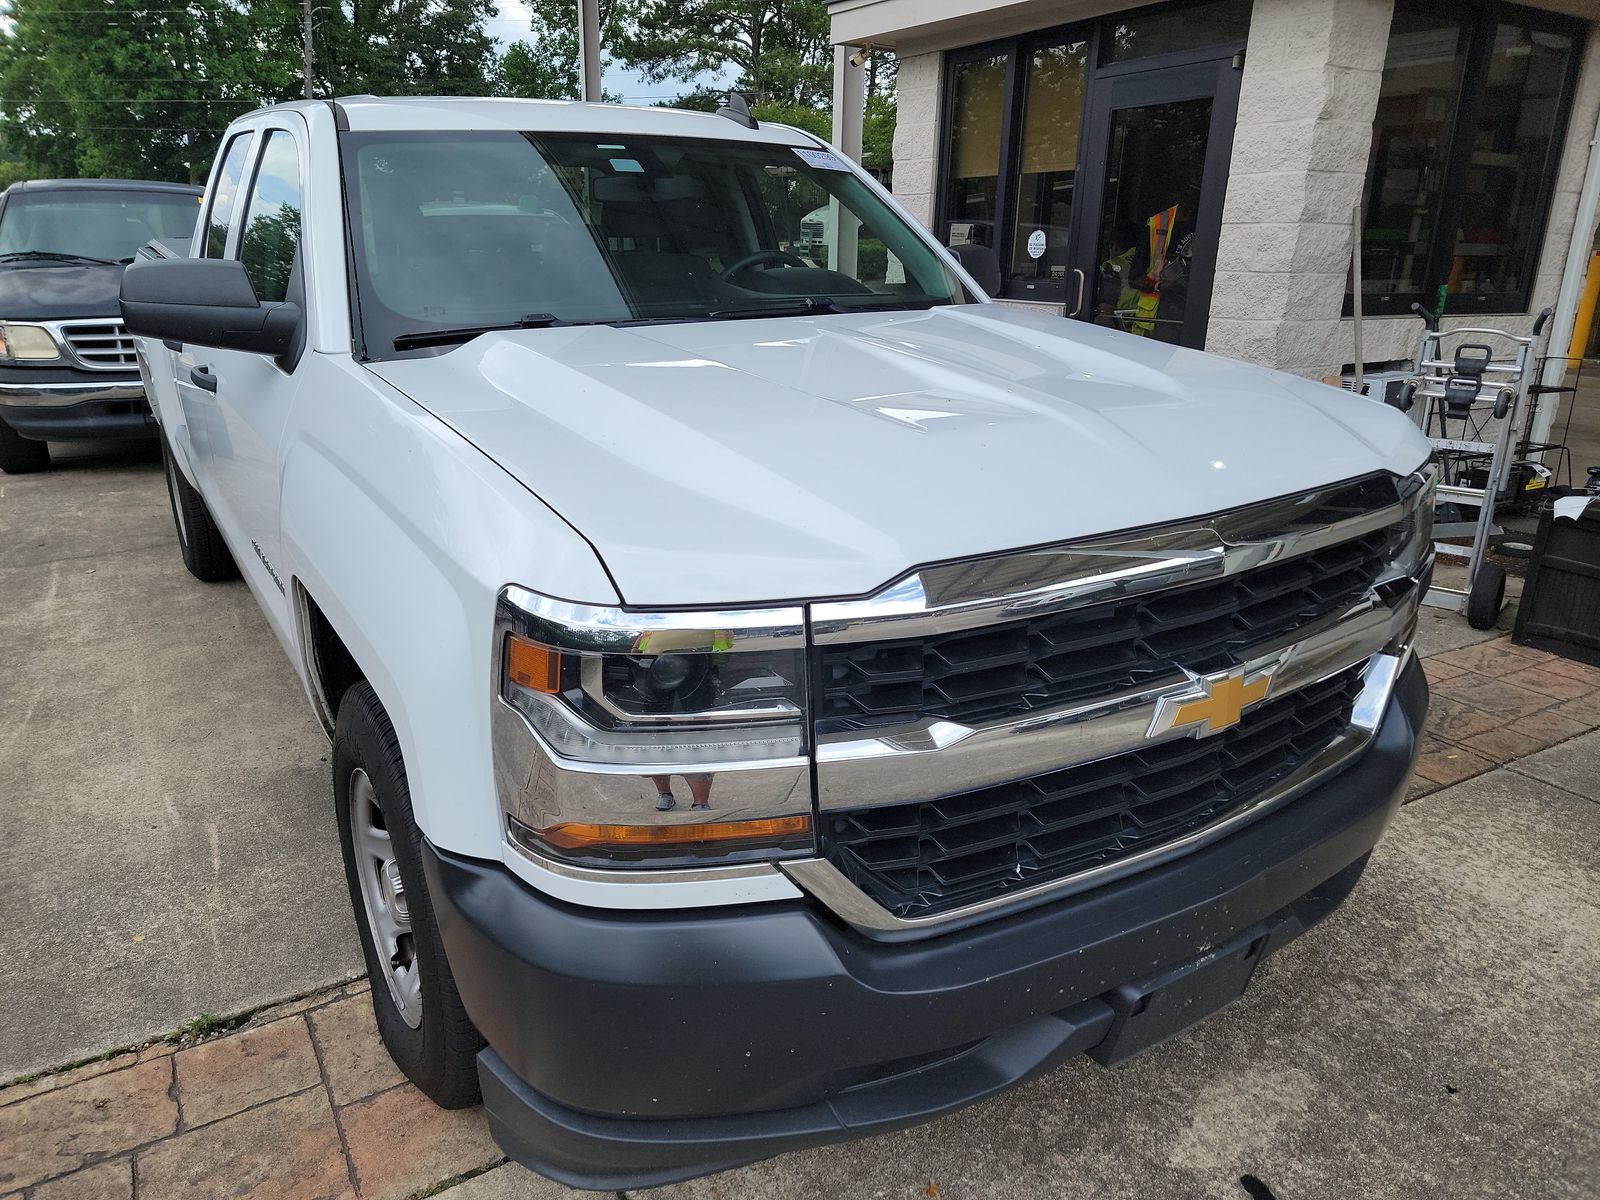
[1352,0,1580,316]
[1100,0,1252,65]
[1448,22,1576,304]
[1006,40,1088,294]
[943,54,1008,252]
[1360,8,1467,303]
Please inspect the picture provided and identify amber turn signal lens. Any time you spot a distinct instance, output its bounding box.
[507,635,562,693]
[538,814,812,852]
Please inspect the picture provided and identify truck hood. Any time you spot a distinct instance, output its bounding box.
[368,304,1432,607]
[0,262,123,321]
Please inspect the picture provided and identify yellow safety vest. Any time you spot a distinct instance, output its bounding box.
[1132,204,1178,338]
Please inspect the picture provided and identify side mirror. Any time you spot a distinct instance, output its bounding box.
[121,257,299,358]
[950,243,1002,296]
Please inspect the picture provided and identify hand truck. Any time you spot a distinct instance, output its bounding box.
[1397,305,1554,630]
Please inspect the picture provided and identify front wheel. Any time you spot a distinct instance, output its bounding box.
[333,681,484,1107]
[0,419,49,473]
[161,440,238,582]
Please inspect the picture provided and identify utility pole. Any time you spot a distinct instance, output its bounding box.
[301,0,315,99]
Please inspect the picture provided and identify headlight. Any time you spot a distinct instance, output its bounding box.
[0,321,63,363]
[492,587,813,868]
[1392,462,1438,578]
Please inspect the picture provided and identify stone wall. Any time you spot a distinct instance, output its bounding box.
[888,52,942,230]
[1205,0,1395,375]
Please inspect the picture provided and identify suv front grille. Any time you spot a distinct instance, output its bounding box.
[818,525,1400,730]
[818,665,1366,921]
[61,321,138,371]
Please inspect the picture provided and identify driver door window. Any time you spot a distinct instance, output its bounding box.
[235,130,303,304]
[202,132,254,258]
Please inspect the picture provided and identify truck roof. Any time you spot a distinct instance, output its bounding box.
[2,178,203,196]
[249,96,821,146]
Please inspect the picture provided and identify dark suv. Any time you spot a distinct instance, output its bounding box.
[0,178,202,472]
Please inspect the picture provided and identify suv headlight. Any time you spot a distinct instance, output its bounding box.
[492,586,813,868]
[0,321,63,364]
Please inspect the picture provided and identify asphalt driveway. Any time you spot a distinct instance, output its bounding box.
[0,442,360,1079]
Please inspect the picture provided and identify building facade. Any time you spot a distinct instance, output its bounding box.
[827,0,1600,386]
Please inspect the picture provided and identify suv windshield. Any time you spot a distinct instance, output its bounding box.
[341,131,970,354]
[0,189,199,263]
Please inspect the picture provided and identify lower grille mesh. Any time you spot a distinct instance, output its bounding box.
[819,666,1367,921]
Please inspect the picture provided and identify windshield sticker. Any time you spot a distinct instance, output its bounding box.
[793,147,849,172]
[1027,229,1047,259]
[609,158,645,173]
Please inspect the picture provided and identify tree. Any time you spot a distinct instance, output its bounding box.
[493,0,629,101]
[305,0,501,97]
[0,0,298,182]
[615,0,831,108]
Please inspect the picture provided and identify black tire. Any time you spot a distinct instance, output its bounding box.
[160,439,238,582]
[1492,535,1534,560]
[333,681,484,1108]
[0,419,49,473]
[1466,562,1506,630]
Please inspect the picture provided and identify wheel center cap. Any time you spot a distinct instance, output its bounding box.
[381,860,408,923]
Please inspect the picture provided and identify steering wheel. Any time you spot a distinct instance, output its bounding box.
[720,249,808,281]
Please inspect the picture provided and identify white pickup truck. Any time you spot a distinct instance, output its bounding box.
[124,96,1434,1189]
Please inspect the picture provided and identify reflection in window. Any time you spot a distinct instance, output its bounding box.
[203,133,253,259]
[1354,0,1578,315]
[1449,22,1575,304]
[1360,6,1467,303]
[1100,0,1250,65]
[238,131,302,304]
[944,54,1007,251]
[1007,41,1088,294]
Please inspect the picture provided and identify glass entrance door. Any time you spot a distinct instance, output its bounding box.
[1068,61,1240,349]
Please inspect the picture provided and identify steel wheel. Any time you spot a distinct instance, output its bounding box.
[348,767,422,1028]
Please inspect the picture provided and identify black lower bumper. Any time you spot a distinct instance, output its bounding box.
[426,656,1427,1190]
[0,397,157,442]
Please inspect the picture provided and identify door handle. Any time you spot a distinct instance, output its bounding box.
[190,365,218,393]
[1071,267,1086,317]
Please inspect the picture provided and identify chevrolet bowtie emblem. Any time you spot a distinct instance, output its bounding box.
[1148,662,1279,739]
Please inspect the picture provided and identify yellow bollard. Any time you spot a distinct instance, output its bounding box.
[1568,249,1600,360]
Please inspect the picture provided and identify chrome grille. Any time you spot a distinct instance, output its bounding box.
[818,524,1402,729]
[818,665,1366,921]
[59,320,139,371]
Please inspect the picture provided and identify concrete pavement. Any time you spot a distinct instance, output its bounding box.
[0,442,361,1080]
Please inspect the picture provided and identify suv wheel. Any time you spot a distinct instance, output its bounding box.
[161,440,238,581]
[0,420,49,473]
[333,681,484,1107]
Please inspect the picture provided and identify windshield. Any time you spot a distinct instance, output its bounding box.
[0,189,199,263]
[341,131,970,355]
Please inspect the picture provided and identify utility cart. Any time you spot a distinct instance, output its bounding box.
[1399,306,1553,629]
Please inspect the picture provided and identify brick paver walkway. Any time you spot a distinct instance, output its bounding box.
[4,636,1599,1200]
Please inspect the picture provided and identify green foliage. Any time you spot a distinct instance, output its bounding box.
[0,0,500,183]
[615,0,831,108]
[863,90,895,174]
[308,0,500,98]
[749,99,828,140]
[492,0,628,101]
[0,0,298,182]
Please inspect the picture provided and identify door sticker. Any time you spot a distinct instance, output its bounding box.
[1027,229,1047,259]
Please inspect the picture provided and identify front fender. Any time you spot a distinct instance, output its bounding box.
[279,356,617,858]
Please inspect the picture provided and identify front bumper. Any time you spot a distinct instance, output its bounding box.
[0,370,153,441]
[425,654,1427,1189]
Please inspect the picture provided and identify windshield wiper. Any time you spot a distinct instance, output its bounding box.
[706,297,941,321]
[0,250,119,266]
[393,313,569,351]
